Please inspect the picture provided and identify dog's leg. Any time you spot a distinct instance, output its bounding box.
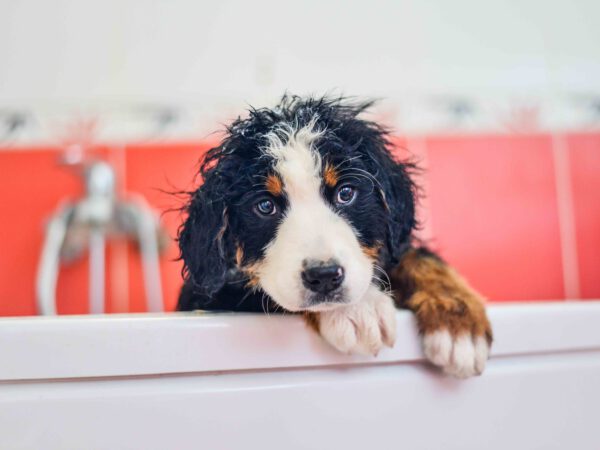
[390,247,493,378]
[305,285,397,356]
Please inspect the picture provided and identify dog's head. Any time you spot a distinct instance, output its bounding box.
[179,96,416,312]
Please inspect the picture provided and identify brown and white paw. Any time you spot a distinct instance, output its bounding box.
[318,286,397,356]
[423,330,490,378]
[412,290,493,378]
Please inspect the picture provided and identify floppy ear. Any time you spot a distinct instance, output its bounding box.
[178,179,235,300]
[377,157,416,263]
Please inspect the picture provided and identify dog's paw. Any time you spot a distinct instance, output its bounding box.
[412,290,493,378]
[423,330,489,378]
[317,286,397,356]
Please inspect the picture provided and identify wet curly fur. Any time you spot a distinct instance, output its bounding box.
[177,95,417,312]
[176,94,492,378]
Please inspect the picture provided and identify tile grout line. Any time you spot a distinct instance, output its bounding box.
[551,134,580,300]
[109,144,130,313]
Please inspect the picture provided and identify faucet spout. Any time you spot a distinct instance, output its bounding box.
[36,153,166,315]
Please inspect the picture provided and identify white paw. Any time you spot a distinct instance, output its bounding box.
[319,286,397,356]
[423,330,490,378]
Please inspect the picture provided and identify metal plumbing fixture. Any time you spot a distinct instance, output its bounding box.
[36,146,166,315]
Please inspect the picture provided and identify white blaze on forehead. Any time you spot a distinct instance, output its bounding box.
[263,121,324,200]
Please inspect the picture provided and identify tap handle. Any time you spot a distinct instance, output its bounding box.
[59,143,88,169]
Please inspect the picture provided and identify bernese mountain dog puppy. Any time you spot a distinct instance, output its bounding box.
[177,95,492,378]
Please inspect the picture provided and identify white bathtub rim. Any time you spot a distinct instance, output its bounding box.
[1,301,599,382]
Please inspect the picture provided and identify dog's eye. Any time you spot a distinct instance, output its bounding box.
[335,185,357,206]
[255,198,277,216]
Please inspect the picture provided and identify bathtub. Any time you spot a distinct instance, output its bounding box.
[1,302,599,450]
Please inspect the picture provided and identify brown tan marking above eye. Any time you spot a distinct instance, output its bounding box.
[323,162,339,188]
[265,174,283,196]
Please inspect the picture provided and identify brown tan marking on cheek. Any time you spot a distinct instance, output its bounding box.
[390,249,492,344]
[235,245,244,267]
[265,174,283,196]
[361,242,382,261]
[242,261,261,288]
[323,162,339,188]
[245,276,260,288]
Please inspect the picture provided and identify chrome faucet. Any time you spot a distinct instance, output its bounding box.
[36,146,166,314]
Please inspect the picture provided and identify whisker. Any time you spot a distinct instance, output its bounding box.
[332,155,363,171]
[338,167,384,192]
[335,171,376,194]
[373,264,391,282]
[336,167,378,186]
[235,287,255,307]
[372,275,393,296]
[373,264,392,290]
[261,292,271,317]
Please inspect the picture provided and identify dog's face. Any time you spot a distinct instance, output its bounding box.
[179,96,415,312]
[247,123,379,311]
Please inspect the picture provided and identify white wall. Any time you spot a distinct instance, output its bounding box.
[1,0,600,138]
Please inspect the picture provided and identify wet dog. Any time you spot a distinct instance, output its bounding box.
[177,95,492,378]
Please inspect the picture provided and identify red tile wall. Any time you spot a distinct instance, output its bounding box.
[124,142,213,313]
[0,133,597,316]
[424,135,565,301]
[567,134,600,298]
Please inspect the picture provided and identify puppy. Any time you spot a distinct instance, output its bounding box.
[177,95,492,378]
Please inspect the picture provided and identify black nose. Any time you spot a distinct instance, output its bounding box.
[301,263,345,294]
